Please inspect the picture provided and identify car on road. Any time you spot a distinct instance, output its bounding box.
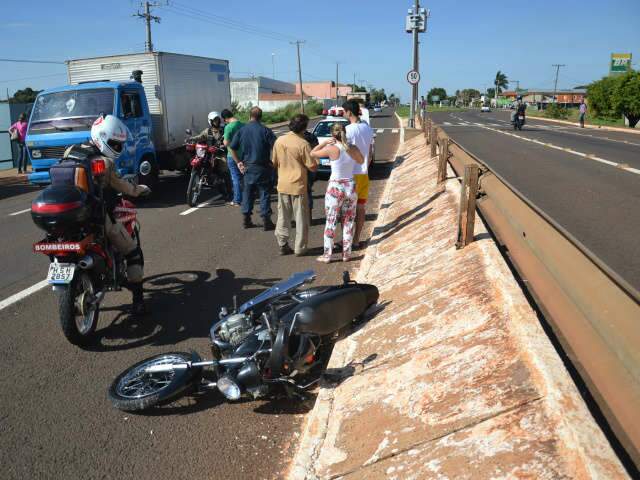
[326,106,344,117]
[373,104,382,112]
[311,117,375,174]
[480,105,491,112]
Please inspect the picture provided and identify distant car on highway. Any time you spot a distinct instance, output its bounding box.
[480,105,491,112]
[373,104,382,112]
[311,117,375,174]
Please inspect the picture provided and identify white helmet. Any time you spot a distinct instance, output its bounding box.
[208,111,221,127]
[91,115,129,159]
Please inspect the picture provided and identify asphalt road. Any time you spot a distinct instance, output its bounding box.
[0,109,400,480]
[429,109,640,292]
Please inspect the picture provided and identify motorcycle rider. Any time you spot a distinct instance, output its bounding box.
[65,115,151,315]
[189,111,231,200]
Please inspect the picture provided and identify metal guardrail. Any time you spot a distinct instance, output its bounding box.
[421,116,640,468]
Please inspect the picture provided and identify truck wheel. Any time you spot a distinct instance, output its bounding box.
[139,157,159,190]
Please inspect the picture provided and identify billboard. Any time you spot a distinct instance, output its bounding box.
[610,53,632,75]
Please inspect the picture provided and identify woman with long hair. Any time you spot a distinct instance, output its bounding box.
[310,123,364,262]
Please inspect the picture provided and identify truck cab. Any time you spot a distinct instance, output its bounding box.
[26,81,156,185]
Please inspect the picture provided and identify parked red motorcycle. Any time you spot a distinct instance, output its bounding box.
[185,133,231,207]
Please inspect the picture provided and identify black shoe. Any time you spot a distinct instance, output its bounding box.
[279,244,293,255]
[130,283,148,316]
[263,217,275,231]
[243,214,255,229]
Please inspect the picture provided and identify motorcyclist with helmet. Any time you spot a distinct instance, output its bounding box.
[63,114,151,315]
[188,111,231,201]
[511,95,527,126]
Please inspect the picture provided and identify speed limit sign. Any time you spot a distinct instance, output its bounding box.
[407,70,420,85]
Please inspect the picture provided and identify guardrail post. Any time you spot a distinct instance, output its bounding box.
[430,127,437,158]
[437,138,449,185]
[456,164,480,249]
[426,118,432,144]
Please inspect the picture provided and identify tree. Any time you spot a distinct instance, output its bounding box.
[588,75,622,119]
[494,70,508,93]
[370,88,387,104]
[427,87,447,104]
[486,87,495,99]
[9,87,41,104]
[388,93,398,106]
[611,71,640,127]
[459,88,481,105]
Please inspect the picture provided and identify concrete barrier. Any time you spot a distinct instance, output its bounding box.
[287,134,629,479]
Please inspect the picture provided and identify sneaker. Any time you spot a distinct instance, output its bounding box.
[263,217,276,231]
[279,244,293,255]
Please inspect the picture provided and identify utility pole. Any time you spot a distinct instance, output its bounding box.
[353,72,356,92]
[406,1,427,128]
[335,62,339,107]
[552,64,565,103]
[291,40,305,113]
[134,1,162,53]
[513,80,520,92]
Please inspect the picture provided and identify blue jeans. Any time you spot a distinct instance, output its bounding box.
[227,155,243,203]
[241,168,272,218]
[16,143,27,172]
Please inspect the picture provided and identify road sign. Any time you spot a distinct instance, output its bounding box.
[407,70,420,85]
[610,53,632,75]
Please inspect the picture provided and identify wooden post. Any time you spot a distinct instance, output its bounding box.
[430,127,437,158]
[426,118,432,144]
[437,138,448,184]
[456,164,480,249]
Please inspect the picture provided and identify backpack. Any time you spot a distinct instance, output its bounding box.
[49,144,99,195]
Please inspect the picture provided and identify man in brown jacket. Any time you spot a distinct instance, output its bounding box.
[271,114,318,255]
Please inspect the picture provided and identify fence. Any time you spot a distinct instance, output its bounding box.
[421,116,640,467]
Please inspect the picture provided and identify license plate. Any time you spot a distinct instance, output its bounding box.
[320,158,330,166]
[519,116,524,120]
[47,263,75,284]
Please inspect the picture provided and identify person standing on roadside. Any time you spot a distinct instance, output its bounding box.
[343,99,374,250]
[579,100,587,128]
[229,107,277,230]
[9,113,28,174]
[311,123,364,263]
[222,109,244,206]
[271,114,318,256]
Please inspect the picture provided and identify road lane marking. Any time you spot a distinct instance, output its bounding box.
[391,129,399,133]
[179,198,217,216]
[376,128,384,133]
[443,122,452,126]
[0,280,49,312]
[463,123,640,176]
[8,208,31,216]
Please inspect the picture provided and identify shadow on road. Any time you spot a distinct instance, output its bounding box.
[0,181,41,201]
[86,268,280,351]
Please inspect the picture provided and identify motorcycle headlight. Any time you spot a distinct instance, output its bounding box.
[217,375,241,401]
[196,147,206,158]
[31,149,42,159]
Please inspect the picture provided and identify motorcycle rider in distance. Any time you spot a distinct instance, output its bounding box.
[516,95,526,117]
[67,115,151,314]
[190,111,225,145]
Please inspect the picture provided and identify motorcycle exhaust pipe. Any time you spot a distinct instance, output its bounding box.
[78,255,94,270]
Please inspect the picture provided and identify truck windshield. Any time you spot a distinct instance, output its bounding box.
[30,88,115,128]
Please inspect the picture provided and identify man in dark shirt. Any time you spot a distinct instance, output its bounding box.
[229,107,277,230]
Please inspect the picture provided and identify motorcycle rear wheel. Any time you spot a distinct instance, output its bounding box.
[187,170,202,207]
[58,271,100,346]
[108,352,200,412]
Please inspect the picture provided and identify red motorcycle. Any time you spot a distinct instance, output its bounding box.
[185,138,231,207]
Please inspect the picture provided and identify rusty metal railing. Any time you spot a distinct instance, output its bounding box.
[422,117,640,468]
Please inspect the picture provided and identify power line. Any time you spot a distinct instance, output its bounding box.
[0,72,67,84]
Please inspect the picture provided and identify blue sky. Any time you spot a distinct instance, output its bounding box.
[1,0,638,101]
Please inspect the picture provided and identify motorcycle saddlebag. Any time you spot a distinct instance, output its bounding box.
[31,185,91,234]
[284,287,368,336]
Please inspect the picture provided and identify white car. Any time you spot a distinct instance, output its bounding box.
[480,105,491,112]
[311,118,375,173]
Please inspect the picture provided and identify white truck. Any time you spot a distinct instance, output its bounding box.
[65,51,231,174]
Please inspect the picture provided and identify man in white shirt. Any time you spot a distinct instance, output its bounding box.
[357,98,370,125]
[343,100,374,249]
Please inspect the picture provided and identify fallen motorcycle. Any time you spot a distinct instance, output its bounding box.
[108,270,378,411]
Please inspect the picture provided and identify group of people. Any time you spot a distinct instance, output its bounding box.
[204,100,374,263]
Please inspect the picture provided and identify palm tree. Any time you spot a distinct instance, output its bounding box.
[494,70,509,94]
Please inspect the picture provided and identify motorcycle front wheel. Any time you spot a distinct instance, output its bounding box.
[186,170,202,207]
[108,352,201,412]
[58,271,100,346]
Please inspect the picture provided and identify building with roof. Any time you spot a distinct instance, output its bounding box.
[230,76,296,110]
[501,89,586,108]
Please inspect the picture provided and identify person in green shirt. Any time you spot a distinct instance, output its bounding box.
[222,109,244,205]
